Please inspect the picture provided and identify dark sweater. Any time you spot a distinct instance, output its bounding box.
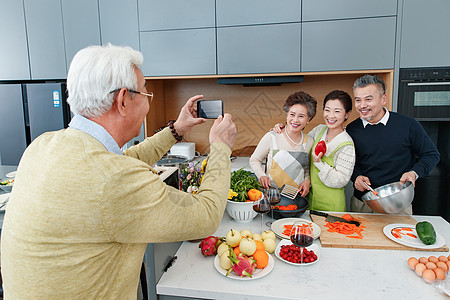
[346,112,440,199]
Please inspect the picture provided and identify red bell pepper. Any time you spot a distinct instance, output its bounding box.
[314,140,327,156]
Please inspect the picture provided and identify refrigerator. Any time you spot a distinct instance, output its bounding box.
[0,82,70,165]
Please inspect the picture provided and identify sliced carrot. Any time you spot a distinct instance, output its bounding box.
[346,235,363,239]
[324,220,364,238]
[406,233,417,238]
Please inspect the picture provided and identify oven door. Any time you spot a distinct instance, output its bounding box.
[398,81,450,120]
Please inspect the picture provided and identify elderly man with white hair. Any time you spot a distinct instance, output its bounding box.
[1,44,236,299]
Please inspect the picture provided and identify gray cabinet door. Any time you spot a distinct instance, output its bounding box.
[62,0,101,70]
[99,0,140,50]
[218,23,301,74]
[24,0,67,79]
[302,17,396,72]
[0,0,30,80]
[138,0,215,31]
[303,0,397,21]
[216,0,301,26]
[140,28,216,76]
[400,0,450,68]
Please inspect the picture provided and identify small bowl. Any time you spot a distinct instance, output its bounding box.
[362,181,414,214]
[0,179,13,193]
[271,194,309,219]
[226,199,258,223]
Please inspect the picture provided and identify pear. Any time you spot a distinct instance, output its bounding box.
[239,238,257,256]
[219,251,232,270]
[252,233,263,241]
[240,229,253,238]
[262,238,276,254]
[217,242,230,257]
[261,230,276,241]
[226,229,242,247]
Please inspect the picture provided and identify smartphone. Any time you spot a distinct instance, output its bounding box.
[197,100,223,119]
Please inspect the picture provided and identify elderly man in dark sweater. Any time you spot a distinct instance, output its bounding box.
[347,75,440,214]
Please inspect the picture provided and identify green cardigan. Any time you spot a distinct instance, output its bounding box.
[1,127,231,299]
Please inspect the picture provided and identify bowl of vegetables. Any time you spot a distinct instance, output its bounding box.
[271,193,309,219]
[226,170,262,223]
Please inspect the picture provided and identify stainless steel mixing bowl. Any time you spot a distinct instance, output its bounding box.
[361,181,414,214]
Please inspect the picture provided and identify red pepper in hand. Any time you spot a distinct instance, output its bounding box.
[315,140,327,156]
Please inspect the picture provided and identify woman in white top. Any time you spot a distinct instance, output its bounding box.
[274,90,355,211]
[250,91,316,197]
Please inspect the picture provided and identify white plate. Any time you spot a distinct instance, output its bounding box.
[383,223,446,249]
[0,192,10,212]
[214,252,274,280]
[271,218,321,240]
[6,171,16,178]
[275,239,320,266]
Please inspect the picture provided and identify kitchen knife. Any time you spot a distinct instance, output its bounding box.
[310,210,360,226]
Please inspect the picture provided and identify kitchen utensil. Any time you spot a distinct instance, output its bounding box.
[271,193,309,219]
[170,143,195,160]
[310,213,449,251]
[226,200,258,223]
[361,181,414,214]
[309,210,360,226]
[280,184,298,200]
[363,181,379,197]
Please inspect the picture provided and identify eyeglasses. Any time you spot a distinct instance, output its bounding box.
[110,88,154,103]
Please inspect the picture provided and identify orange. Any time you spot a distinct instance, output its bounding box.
[252,249,269,269]
[255,240,265,251]
[233,246,241,256]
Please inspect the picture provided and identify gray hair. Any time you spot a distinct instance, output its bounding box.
[67,44,144,118]
[353,74,386,95]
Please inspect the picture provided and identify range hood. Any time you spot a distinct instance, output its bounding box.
[217,75,304,86]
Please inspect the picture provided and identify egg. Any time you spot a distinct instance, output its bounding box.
[422,269,436,284]
[428,256,439,263]
[418,257,428,264]
[446,261,450,270]
[415,263,427,277]
[426,262,437,270]
[436,261,448,272]
[407,257,419,270]
[439,255,449,262]
[434,267,446,281]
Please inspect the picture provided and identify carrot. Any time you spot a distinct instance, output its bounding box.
[324,221,364,238]
[341,213,353,221]
[346,235,363,239]
[406,233,417,238]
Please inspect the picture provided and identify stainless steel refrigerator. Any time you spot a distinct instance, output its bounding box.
[0,82,70,165]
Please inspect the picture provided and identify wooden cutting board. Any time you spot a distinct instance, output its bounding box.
[310,213,449,252]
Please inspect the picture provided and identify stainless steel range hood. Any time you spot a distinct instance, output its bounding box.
[217,75,304,86]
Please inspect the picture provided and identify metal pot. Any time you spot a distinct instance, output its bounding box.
[362,181,414,214]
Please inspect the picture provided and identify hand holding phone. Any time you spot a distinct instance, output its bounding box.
[197,100,223,119]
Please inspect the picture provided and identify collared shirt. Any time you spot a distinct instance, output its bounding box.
[361,107,390,128]
[69,114,123,155]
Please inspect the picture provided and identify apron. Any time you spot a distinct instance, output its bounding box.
[308,127,353,212]
[268,131,309,189]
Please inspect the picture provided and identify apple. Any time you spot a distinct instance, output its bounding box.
[226,229,242,247]
[252,233,263,241]
[239,238,257,256]
[263,238,276,254]
[240,229,253,238]
[261,230,276,241]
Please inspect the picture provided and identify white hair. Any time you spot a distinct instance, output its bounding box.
[67,44,144,118]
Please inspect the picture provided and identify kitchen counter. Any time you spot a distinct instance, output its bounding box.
[157,212,450,300]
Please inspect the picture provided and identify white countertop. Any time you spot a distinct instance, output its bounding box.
[157,212,450,300]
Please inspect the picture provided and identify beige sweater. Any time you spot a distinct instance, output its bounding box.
[1,127,231,299]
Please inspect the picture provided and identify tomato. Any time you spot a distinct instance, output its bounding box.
[315,140,327,156]
[279,244,316,264]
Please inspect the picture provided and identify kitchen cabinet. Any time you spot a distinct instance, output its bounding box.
[399,0,450,68]
[302,0,397,21]
[62,0,101,71]
[99,0,140,50]
[23,0,67,79]
[302,17,396,72]
[217,23,301,74]
[0,0,30,80]
[138,0,215,31]
[140,28,216,76]
[216,0,301,26]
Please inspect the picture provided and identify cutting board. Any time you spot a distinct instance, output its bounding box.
[310,213,449,252]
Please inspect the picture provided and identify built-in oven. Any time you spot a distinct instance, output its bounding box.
[398,67,450,120]
[398,67,450,222]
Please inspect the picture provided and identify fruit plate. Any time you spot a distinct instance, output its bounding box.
[275,239,320,266]
[213,253,274,280]
[383,223,446,249]
[271,218,321,240]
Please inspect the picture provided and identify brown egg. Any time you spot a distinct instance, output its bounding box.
[438,255,448,262]
[436,261,448,272]
[422,269,436,284]
[407,257,419,270]
[418,257,428,264]
[415,263,427,277]
[434,267,446,281]
[426,262,437,270]
[446,261,450,270]
[428,256,439,263]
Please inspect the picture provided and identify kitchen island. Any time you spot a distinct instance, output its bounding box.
[157,212,450,300]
